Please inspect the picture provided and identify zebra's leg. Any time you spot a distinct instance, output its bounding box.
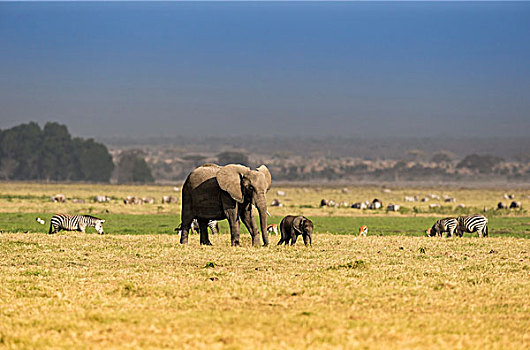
[49,223,56,234]
[212,221,219,235]
[192,219,201,235]
[198,220,212,246]
[79,224,86,233]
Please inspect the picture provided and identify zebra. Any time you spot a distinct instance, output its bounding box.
[191,219,219,235]
[426,217,457,237]
[49,214,105,234]
[176,219,219,235]
[456,215,488,238]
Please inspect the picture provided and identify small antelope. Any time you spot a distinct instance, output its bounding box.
[267,224,279,235]
[359,225,368,236]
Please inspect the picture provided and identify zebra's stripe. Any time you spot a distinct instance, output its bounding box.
[457,215,488,237]
[190,219,219,234]
[49,214,104,234]
[429,217,457,237]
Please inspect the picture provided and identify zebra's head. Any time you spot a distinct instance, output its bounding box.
[95,219,105,234]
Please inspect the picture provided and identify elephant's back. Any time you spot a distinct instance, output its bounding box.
[279,215,295,234]
[185,164,221,190]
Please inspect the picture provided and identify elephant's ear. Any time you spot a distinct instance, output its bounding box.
[217,164,249,203]
[292,216,303,234]
[257,165,272,191]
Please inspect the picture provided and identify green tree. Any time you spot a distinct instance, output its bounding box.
[117,150,153,184]
[41,122,75,181]
[431,151,455,164]
[132,157,154,183]
[0,122,43,179]
[0,122,116,182]
[457,154,504,174]
[73,138,114,182]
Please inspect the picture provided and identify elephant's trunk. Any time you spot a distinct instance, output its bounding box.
[255,195,269,246]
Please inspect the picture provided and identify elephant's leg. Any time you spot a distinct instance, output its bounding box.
[290,234,298,246]
[240,207,260,246]
[180,214,194,245]
[180,228,189,244]
[226,210,240,246]
[198,220,212,246]
[284,231,292,245]
[231,220,241,246]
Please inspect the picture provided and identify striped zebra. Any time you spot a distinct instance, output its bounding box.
[426,217,457,237]
[192,219,219,235]
[456,215,488,237]
[176,219,219,235]
[49,214,105,234]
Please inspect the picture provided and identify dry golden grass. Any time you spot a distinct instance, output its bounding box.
[1,233,529,349]
[0,182,179,215]
[0,182,528,217]
[0,182,528,348]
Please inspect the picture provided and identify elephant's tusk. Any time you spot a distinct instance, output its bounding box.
[267,210,271,217]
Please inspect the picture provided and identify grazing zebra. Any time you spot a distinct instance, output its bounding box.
[176,219,219,235]
[192,219,219,235]
[49,214,105,234]
[456,215,488,238]
[426,217,457,237]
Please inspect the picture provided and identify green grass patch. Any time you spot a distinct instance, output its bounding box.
[0,213,528,238]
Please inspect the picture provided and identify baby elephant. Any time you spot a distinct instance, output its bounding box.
[278,215,313,246]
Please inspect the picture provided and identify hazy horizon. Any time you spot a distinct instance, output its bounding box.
[1,2,529,139]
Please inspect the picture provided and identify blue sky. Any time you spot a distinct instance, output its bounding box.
[1,2,529,138]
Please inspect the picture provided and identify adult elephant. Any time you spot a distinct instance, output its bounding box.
[179,163,272,246]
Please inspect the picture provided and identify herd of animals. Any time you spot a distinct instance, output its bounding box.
[426,214,488,238]
[39,163,503,246]
[44,212,488,246]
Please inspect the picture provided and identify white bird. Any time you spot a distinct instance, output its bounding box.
[36,217,45,225]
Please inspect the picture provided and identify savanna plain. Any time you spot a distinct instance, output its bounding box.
[0,182,529,349]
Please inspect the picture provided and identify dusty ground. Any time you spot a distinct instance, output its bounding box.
[0,233,528,349]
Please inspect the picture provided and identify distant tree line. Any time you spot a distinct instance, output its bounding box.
[0,122,154,183]
[116,149,154,184]
[0,122,115,181]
